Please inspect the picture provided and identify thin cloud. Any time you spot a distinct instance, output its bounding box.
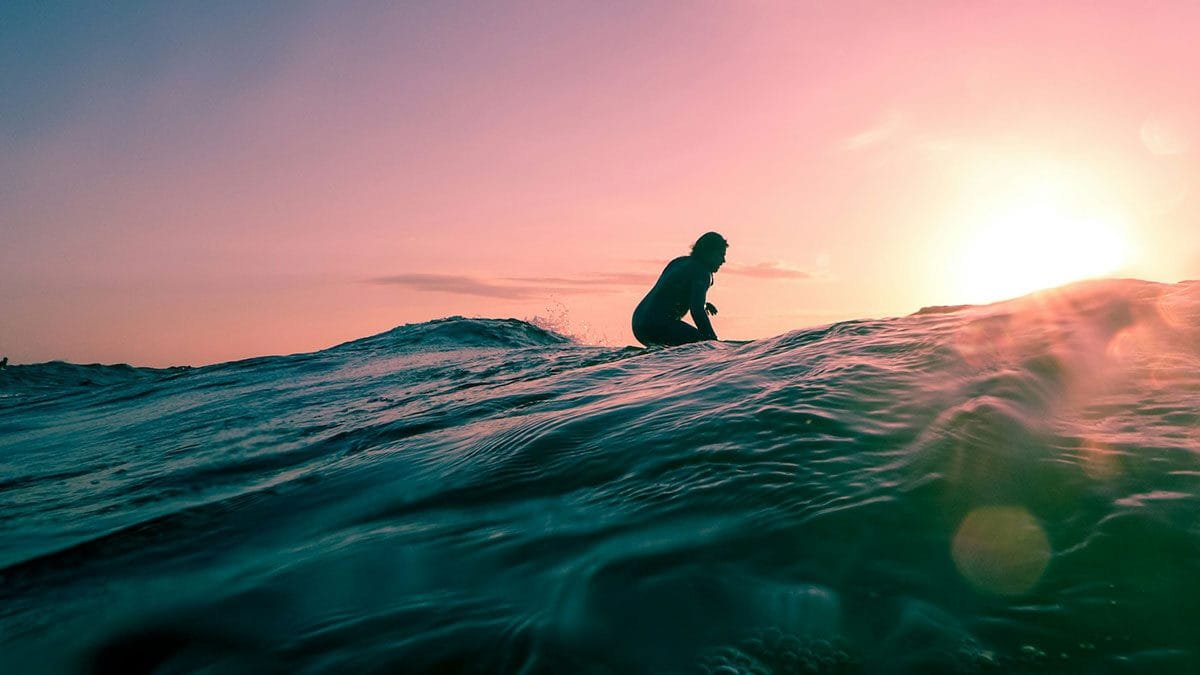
[372,263,813,301]
[371,274,541,299]
[841,111,904,151]
[504,272,656,286]
[369,273,631,299]
[722,262,813,280]
[633,258,821,281]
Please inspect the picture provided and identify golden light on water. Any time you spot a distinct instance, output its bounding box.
[952,319,1015,370]
[1078,439,1123,482]
[951,506,1051,596]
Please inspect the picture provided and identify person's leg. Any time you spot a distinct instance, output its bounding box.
[635,320,704,346]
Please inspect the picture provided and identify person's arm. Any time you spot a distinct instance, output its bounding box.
[688,275,718,340]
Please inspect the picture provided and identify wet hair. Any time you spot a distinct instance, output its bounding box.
[691,232,728,257]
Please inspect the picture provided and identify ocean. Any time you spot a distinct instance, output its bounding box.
[3,278,1200,674]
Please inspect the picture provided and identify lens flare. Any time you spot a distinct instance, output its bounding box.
[952,506,1051,596]
[1155,289,1197,329]
[1141,108,1197,156]
[1105,327,1148,363]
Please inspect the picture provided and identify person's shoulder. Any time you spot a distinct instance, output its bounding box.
[664,256,707,282]
[662,256,692,274]
[680,256,709,278]
[667,255,703,268]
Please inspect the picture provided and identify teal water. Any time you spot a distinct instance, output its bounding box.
[2,279,1200,674]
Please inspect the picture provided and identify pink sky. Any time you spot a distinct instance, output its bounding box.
[4,2,1200,366]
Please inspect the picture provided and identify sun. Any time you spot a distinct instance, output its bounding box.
[950,165,1133,305]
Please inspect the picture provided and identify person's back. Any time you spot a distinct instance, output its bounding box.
[632,232,727,347]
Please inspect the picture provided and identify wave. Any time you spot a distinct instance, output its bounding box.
[0,362,190,391]
[3,279,1200,673]
[327,316,574,354]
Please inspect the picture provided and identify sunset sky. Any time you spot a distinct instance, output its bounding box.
[4,2,1199,366]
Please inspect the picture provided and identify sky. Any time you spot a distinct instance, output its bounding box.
[3,1,1200,366]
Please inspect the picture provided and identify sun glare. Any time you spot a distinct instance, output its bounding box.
[951,166,1132,305]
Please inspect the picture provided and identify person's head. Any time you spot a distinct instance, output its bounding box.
[691,231,728,272]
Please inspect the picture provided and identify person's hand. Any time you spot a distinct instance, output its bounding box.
[705,302,718,316]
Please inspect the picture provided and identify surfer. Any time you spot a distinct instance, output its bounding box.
[632,232,727,346]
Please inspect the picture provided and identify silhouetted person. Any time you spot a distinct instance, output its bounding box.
[632,232,727,346]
